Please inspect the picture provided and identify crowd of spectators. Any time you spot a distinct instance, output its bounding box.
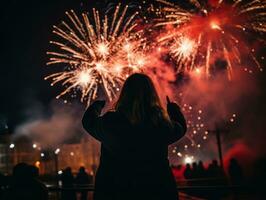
[171,158,244,186]
[0,164,92,200]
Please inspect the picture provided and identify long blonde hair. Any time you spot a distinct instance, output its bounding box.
[115,73,168,124]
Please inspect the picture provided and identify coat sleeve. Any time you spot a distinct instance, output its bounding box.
[164,121,186,145]
[82,104,110,142]
[164,106,187,145]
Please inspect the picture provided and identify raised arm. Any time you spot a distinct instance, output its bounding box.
[82,100,106,141]
[165,96,187,144]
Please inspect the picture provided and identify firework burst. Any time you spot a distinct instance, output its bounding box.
[46,4,146,105]
[156,0,266,79]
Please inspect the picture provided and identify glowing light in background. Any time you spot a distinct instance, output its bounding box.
[210,20,221,30]
[54,148,60,154]
[184,156,194,164]
[195,68,201,74]
[35,161,41,168]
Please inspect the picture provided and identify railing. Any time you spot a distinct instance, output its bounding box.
[46,184,260,200]
[1,180,263,200]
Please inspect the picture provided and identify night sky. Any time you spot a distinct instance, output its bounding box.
[0,0,265,134]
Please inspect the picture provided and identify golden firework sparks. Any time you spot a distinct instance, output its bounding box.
[46,4,146,105]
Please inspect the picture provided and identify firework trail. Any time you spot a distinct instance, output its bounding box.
[46,4,146,106]
[156,0,266,79]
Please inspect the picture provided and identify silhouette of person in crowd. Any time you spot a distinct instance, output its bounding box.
[184,163,193,187]
[184,164,192,180]
[228,158,244,185]
[61,167,76,200]
[0,172,7,198]
[76,167,92,200]
[29,164,39,178]
[82,73,187,200]
[207,160,226,186]
[197,161,206,179]
[207,160,219,178]
[191,162,198,180]
[3,163,48,200]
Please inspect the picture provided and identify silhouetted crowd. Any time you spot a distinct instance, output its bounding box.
[60,167,93,200]
[170,158,245,199]
[0,164,93,200]
[182,159,243,186]
[0,163,48,200]
[1,158,266,200]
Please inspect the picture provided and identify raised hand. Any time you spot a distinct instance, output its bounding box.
[166,96,181,117]
[166,96,187,131]
[91,100,106,115]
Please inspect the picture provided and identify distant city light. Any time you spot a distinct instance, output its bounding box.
[9,143,15,149]
[58,170,63,175]
[55,148,60,154]
[33,144,37,149]
[41,153,45,157]
[35,161,40,168]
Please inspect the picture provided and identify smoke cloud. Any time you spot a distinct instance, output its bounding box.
[14,100,85,149]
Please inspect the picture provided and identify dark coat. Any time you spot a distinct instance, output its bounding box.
[82,104,186,200]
